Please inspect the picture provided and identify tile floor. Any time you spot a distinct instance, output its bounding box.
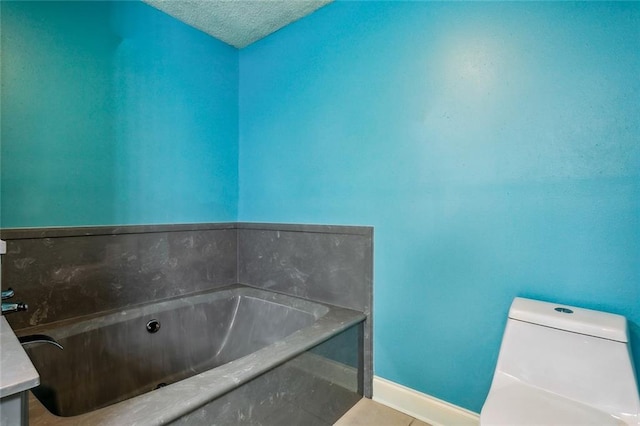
[334,398,432,426]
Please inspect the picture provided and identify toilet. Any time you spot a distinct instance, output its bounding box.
[481,297,640,425]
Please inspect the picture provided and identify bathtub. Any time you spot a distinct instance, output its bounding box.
[18,284,365,425]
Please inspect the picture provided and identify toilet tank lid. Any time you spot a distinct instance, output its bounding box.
[509,297,628,343]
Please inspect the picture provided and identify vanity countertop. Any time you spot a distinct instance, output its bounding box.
[0,316,39,398]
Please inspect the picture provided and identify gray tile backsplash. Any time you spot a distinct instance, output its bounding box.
[238,224,372,313]
[1,224,238,330]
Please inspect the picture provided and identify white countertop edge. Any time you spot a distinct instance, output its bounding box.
[0,316,40,398]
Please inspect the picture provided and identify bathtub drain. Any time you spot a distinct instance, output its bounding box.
[146,319,161,333]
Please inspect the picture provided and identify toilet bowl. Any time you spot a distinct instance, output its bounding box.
[481,297,640,426]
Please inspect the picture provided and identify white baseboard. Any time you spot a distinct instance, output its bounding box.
[373,376,480,426]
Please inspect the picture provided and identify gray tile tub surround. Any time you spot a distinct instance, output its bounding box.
[1,221,374,398]
[1,224,237,330]
[24,285,366,425]
[237,223,373,397]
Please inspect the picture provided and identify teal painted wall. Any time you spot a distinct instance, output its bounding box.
[239,2,640,412]
[1,1,238,227]
[2,0,639,414]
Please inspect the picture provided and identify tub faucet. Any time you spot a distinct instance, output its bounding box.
[18,334,63,350]
[1,302,28,314]
[1,287,28,315]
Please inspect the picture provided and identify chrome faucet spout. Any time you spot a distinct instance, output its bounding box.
[18,334,63,350]
[1,302,28,314]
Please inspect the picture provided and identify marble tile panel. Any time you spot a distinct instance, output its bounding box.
[170,336,361,425]
[237,223,373,397]
[237,225,372,313]
[2,226,237,330]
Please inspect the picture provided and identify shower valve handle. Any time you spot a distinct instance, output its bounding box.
[1,288,15,300]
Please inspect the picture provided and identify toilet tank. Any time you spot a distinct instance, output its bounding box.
[493,297,640,422]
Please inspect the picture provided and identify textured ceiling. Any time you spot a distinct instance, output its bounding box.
[143,0,332,48]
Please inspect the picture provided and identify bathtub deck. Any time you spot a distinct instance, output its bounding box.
[335,399,432,426]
